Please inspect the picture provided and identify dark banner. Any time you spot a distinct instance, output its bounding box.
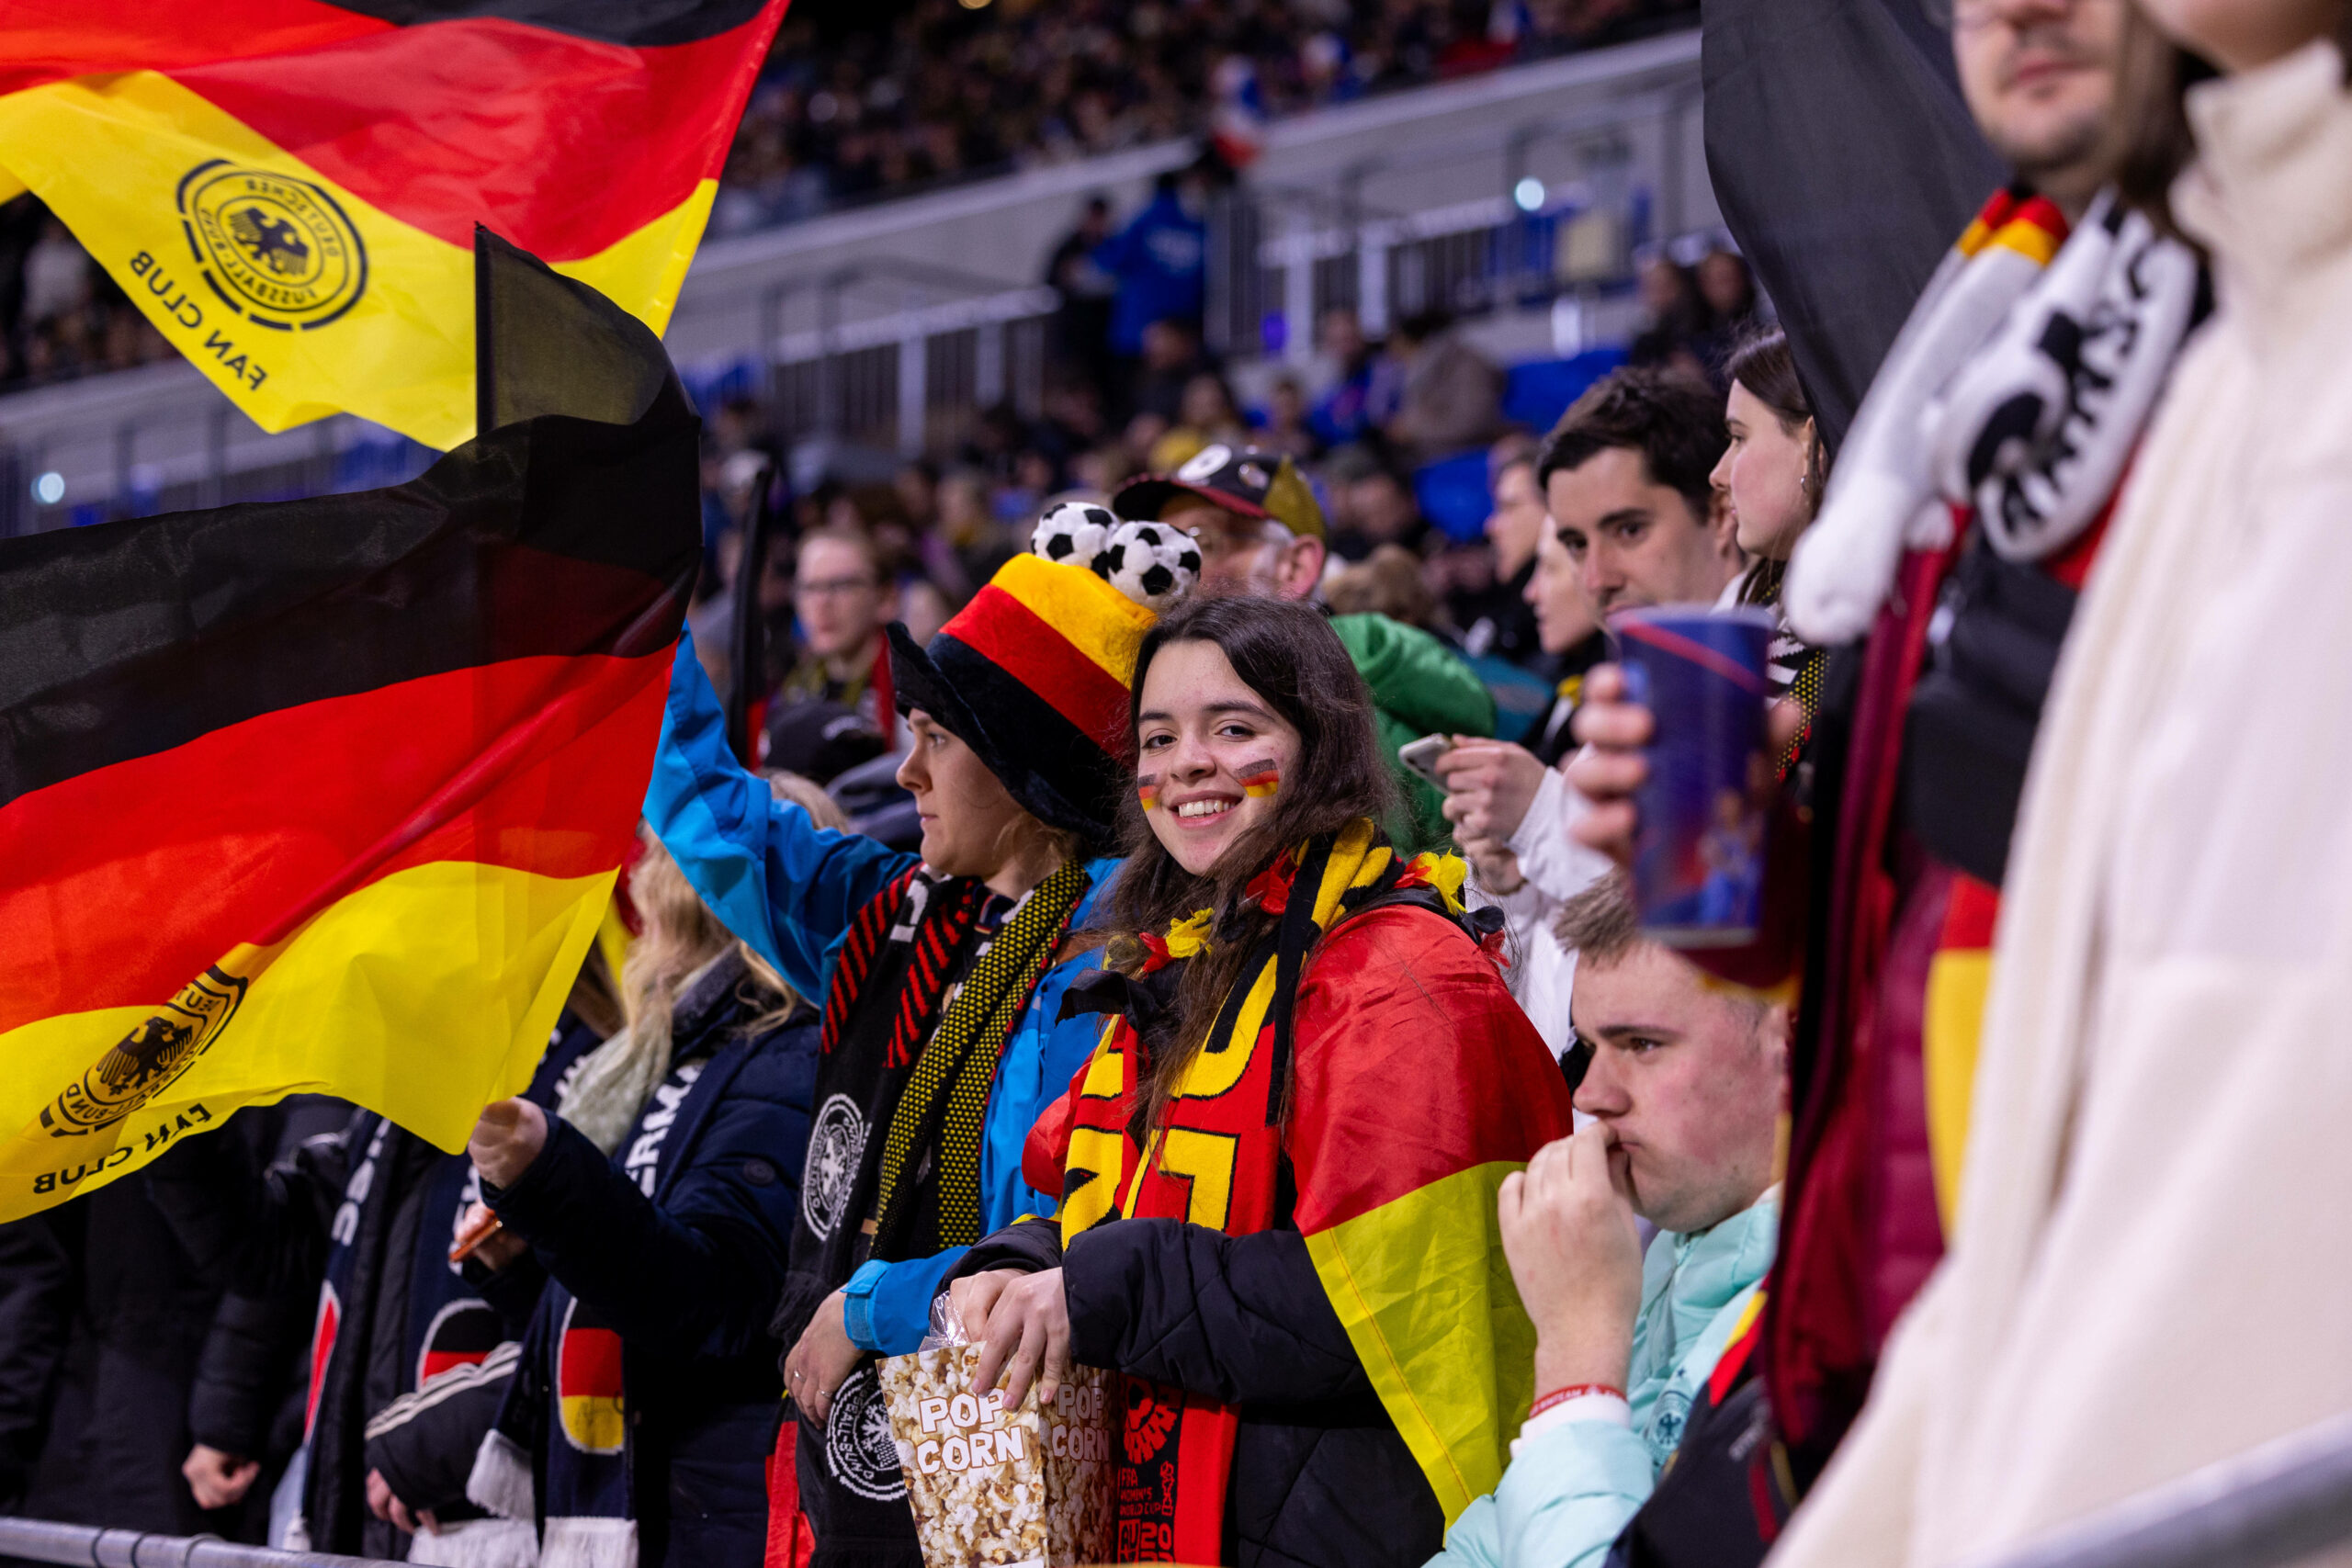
[1702,0,2004,449]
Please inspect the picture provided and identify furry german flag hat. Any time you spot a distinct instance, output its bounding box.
[887,502,1200,852]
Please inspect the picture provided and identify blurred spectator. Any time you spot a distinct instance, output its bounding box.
[1256,372,1322,459]
[21,220,90,326]
[1045,195,1118,400]
[1127,316,1208,425]
[1308,306,1385,449]
[1520,493,1604,766]
[1325,541,1442,628]
[1626,251,1713,380]
[1147,370,1248,470]
[1453,433,1548,664]
[1331,457,1432,562]
[463,829,821,1568]
[775,526,897,750]
[1383,308,1505,461]
[1098,161,1216,392]
[1693,243,1764,370]
[0,1101,344,1545]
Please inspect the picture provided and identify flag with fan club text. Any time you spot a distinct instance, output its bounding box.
[0,232,699,1223]
[0,0,785,450]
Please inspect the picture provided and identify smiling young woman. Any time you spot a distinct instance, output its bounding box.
[948,597,1577,1568]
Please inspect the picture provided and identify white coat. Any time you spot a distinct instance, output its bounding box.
[1770,40,2352,1568]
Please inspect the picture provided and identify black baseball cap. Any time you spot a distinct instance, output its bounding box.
[1113,443,1327,539]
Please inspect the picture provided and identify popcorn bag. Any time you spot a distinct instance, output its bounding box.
[878,1345,1115,1567]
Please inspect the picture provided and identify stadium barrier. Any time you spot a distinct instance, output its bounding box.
[0,1518,384,1568]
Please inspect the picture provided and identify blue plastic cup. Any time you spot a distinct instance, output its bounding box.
[1611,605,1776,947]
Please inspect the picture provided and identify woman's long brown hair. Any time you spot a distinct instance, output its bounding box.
[1095,596,1396,1130]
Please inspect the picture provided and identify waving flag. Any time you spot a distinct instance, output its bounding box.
[0,0,785,449]
[0,232,699,1222]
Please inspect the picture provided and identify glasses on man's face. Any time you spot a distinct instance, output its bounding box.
[796,575,878,603]
[1182,518,1288,560]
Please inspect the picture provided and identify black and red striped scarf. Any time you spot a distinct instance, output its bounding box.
[780,863,1092,1340]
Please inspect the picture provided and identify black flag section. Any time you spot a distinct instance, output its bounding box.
[1702,0,2003,450]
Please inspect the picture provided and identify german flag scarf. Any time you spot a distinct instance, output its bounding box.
[1058,819,1564,1559]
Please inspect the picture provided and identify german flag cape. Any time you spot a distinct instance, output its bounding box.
[0,0,786,450]
[1058,821,1575,1554]
[0,231,699,1223]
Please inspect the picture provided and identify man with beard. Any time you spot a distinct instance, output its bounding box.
[1566,0,2208,1540]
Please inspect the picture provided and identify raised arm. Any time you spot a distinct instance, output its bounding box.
[642,627,915,998]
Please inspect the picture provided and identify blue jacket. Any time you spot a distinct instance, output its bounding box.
[643,630,1115,1353]
[1094,189,1206,355]
[1430,1190,1777,1568]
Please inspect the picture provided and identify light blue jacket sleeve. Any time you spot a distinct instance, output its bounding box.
[1429,1421,1655,1568]
[1427,1197,1776,1568]
[643,627,916,1001]
[854,1247,969,1355]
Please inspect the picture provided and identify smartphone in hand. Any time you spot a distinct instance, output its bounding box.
[1398,733,1454,789]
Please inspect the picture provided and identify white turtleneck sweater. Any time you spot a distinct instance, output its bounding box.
[1770,39,2352,1568]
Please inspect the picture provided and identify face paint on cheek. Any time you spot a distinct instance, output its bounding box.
[1236,759,1281,798]
[1136,773,1161,813]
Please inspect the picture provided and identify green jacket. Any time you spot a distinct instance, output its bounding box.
[1330,612,1496,855]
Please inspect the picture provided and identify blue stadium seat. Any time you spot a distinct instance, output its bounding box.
[1501,347,1630,433]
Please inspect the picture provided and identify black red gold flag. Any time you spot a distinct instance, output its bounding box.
[0,231,699,1221]
[0,0,786,448]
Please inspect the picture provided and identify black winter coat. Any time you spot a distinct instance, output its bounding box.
[0,1099,342,1540]
[487,973,820,1568]
[961,1215,1444,1568]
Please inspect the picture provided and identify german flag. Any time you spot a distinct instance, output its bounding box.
[0,0,786,450]
[0,231,699,1223]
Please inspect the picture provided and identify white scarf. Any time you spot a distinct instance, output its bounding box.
[1784,186,2202,645]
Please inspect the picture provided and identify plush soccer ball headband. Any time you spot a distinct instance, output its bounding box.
[1031,501,1202,614]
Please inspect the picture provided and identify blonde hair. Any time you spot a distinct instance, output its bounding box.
[565,777,847,1153]
[624,773,848,1045]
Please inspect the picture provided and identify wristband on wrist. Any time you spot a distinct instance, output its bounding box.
[1530,1382,1625,1418]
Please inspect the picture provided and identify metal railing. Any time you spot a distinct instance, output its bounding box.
[1967,1408,2352,1568]
[0,1518,382,1568]
[1210,82,1698,364]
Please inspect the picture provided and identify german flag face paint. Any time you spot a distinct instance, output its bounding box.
[1237,760,1282,799]
[1137,774,1162,813]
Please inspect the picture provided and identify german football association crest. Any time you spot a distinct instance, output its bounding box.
[176,161,368,330]
[824,1365,908,1502]
[43,965,247,1137]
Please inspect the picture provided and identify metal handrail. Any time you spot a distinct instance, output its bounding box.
[1965,1409,2352,1568]
[0,1517,386,1568]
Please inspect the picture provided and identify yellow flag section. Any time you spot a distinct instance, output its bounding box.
[1305,1161,1539,1521]
[0,77,698,451]
[0,863,613,1219]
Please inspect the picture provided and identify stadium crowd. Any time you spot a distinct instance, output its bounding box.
[0,0,1698,394]
[8,1,2352,1568]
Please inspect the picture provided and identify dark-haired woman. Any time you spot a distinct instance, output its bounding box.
[953,597,1575,1568]
[1712,328,1829,768]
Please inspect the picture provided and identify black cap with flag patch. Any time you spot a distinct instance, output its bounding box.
[1112,443,1326,539]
